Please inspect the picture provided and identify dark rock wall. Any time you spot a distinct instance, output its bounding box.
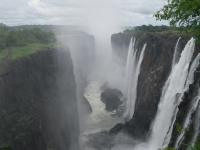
[0,49,79,150]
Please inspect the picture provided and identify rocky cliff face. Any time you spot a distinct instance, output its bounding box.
[111,31,200,143]
[0,49,79,150]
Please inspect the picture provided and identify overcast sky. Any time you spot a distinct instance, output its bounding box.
[0,0,168,26]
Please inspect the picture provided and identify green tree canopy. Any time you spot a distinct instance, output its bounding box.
[155,0,200,27]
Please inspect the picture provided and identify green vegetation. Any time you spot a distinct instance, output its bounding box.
[0,24,56,61]
[124,25,198,38]
[125,25,182,34]
[155,0,200,39]
[125,25,175,33]
[155,0,200,27]
[188,138,200,150]
[123,25,198,43]
[189,144,200,150]
[175,123,184,134]
[0,43,55,61]
[0,145,11,150]
[164,143,200,150]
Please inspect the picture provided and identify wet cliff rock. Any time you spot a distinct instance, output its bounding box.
[0,49,79,150]
[101,88,123,112]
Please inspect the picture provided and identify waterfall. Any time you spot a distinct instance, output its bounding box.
[174,53,200,148]
[149,38,199,149]
[158,37,183,146]
[141,38,198,150]
[124,37,135,96]
[164,53,200,148]
[172,37,181,68]
[123,38,146,121]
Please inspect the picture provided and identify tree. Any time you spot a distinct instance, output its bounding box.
[155,0,200,27]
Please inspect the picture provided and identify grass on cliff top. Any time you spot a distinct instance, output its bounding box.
[0,43,56,61]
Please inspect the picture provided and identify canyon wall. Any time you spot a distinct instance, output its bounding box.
[0,49,79,150]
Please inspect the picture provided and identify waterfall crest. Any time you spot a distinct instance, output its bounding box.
[123,38,146,121]
[172,37,181,68]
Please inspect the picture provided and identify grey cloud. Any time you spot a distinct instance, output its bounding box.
[0,0,168,26]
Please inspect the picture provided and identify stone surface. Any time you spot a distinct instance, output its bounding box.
[101,88,123,112]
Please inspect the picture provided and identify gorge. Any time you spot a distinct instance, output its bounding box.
[1,0,200,149]
[0,25,200,150]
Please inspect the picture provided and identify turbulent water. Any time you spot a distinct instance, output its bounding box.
[123,38,146,121]
[82,81,122,134]
[80,81,123,150]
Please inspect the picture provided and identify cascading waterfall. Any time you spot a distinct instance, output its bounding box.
[123,38,146,121]
[158,37,182,146]
[172,37,181,68]
[124,37,135,93]
[165,53,200,148]
[133,38,199,150]
[148,38,199,150]
[150,38,198,149]
[123,37,135,120]
[174,53,200,148]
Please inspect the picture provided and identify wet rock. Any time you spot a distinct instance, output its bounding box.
[109,123,124,135]
[101,88,123,112]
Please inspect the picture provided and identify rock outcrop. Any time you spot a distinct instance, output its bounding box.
[101,88,123,112]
